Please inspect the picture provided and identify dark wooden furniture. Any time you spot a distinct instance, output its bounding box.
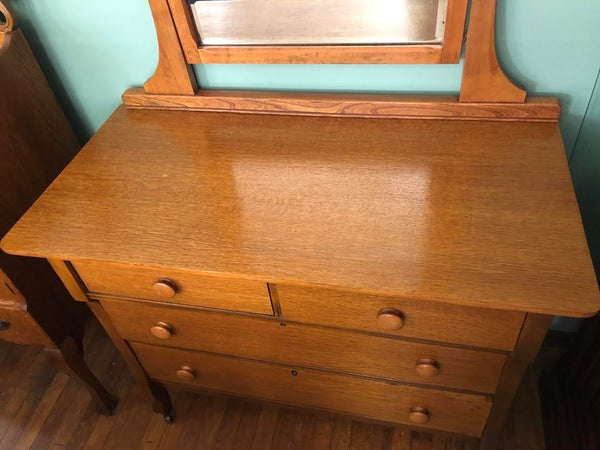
[0,2,115,415]
[1,1,599,449]
[540,314,600,450]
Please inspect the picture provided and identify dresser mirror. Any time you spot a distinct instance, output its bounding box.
[165,0,467,64]
[189,0,448,46]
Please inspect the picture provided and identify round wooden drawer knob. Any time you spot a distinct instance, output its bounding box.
[176,365,196,381]
[376,308,404,330]
[415,359,440,377]
[152,278,178,298]
[409,406,430,425]
[150,322,174,339]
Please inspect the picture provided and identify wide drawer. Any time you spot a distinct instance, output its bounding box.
[275,285,525,350]
[0,306,53,346]
[103,298,505,393]
[73,259,273,315]
[132,342,491,437]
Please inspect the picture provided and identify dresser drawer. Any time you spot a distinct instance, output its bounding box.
[275,285,525,350]
[132,342,491,437]
[73,259,273,315]
[0,306,53,346]
[103,298,505,393]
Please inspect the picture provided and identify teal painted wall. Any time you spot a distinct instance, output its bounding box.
[552,69,600,333]
[8,0,600,329]
[10,0,600,156]
[572,70,600,277]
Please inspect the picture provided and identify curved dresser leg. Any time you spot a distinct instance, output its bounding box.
[44,336,117,415]
[150,381,174,423]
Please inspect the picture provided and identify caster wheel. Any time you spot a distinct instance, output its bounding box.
[164,414,174,424]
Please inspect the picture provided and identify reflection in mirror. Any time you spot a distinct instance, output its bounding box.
[189,0,448,46]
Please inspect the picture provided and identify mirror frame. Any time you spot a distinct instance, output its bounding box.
[170,0,469,65]
[131,0,563,118]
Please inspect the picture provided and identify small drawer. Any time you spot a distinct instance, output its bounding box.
[73,259,273,315]
[102,298,506,393]
[275,285,525,350]
[0,306,53,346]
[132,342,491,437]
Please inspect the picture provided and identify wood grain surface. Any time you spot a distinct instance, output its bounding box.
[143,0,197,95]
[194,45,445,65]
[459,0,526,102]
[276,284,524,350]
[73,259,273,315]
[2,107,600,316]
[132,342,492,437]
[122,88,561,121]
[2,106,598,317]
[101,298,506,394]
[440,0,469,63]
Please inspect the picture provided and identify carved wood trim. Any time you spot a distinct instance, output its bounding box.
[123,88,560,122]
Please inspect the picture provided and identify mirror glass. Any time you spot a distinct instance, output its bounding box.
[189,0,448,46]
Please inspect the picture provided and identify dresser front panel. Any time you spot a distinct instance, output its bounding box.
[73,259,273,315]
[132,342,491,437]
[276,284,525,351]
[0,306,53,346]
[103,298,506,393]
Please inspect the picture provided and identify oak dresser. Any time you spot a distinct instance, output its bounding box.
[2,0,600,449]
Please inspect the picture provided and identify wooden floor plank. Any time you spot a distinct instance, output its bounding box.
[155,391,195,449]
[330,417,353,450]
[36,322,105,449]
[251,405,279,450]
[231,402,262,449]
[306,415,334,450]
[0,345,42,438]
[82,365,133,450]
[409,431,434,450]
[0,349,58,448]
[101,387,154,450]
[14,372,69,450]
[65,335,127,450]
[390,428,412,450]
[350,421,374,450]
[269,408,299,450]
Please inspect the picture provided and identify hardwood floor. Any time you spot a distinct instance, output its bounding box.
[0,318,549,450]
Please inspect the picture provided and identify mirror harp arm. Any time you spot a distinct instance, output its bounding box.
[459,0,526,103]
[144,0,198,95]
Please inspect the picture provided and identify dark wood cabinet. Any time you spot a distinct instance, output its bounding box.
[0,6,115,415]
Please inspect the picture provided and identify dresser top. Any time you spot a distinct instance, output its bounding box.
[2,106,599,317]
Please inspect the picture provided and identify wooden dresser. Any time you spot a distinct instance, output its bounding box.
[0,0,114,414]
[2,0,599,448]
